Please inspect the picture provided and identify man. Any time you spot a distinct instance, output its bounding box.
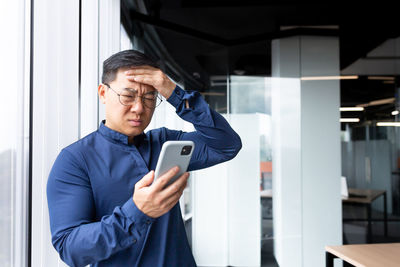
[47,50,242,267]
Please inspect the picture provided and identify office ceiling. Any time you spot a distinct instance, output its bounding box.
[122,0,400,122]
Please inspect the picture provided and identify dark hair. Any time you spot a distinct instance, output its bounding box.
[101,49,160,84]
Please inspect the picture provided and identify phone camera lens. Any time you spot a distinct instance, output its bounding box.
[181,146,192,155]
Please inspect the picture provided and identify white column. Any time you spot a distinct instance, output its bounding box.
[271,36,342,267]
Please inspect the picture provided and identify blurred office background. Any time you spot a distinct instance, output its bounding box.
[1,1,400,266]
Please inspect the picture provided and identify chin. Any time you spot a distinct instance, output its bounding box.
[126,127,144,136]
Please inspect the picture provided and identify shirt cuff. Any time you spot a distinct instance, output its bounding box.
[166,84,185,108]
[121,198,155,234]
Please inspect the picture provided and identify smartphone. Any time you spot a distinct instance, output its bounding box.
[153,140,195,188]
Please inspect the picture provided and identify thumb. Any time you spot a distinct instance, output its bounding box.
[135,170,154,189]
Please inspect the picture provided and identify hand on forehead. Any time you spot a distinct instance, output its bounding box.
[124,79,155,94]
[115,67,156,94]
[118,65,175,100]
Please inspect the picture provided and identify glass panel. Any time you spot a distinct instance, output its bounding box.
[0,0,30,265]
[341,74,400,244]
[229,75,274,264]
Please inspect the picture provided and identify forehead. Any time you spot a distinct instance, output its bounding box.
[112,67,156,92]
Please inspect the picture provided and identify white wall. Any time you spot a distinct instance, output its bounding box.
[272,36,342,267]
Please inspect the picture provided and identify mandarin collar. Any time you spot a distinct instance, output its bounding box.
[98,120,146,146]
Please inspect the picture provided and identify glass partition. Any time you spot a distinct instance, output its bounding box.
[0,0,30,265]
[229,75,274,264]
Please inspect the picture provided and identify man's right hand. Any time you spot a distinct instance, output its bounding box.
[132,166,189,218]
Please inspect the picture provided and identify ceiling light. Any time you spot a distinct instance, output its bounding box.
[369,98,395,106]
[392,110,399,116]
[233,70,245,75]
[340,107,364,112]
[340,118,360,123]
[383,81,395,84]
[367,76,395,81]
[377,122,400,127]
[356,97,395,107]
[280,25,339,31]
[301,75,358,81]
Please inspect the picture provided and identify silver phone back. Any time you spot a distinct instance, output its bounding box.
[154,140,195,187]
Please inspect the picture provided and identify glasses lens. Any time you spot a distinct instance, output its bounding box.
[143,92,161,109]
[119,89,137,105]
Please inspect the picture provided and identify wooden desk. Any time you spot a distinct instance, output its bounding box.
[342,188,387,243]
[325,243,400,267]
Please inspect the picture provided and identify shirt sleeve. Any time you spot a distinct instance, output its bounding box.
[166,85,242,171]
[46,148,155,267]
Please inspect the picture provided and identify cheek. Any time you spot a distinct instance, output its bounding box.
[142,110,154,124]
[106,102,129,118]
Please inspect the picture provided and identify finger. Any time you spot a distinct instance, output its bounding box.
[151,166,180,192]
[126,75,156,87]
[160,172,189,198]
[162,181,187,210]
[125,67,155,75]
[126,70,154,76]
[135,170,155,189]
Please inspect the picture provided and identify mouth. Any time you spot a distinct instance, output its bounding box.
[128,119,142,127]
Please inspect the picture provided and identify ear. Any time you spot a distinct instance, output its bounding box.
[98,84,107,104]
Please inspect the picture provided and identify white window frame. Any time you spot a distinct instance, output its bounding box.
[0,0,31,266]
[31,1,80,266]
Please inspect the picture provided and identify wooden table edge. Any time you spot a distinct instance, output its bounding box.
[325,245,365,267]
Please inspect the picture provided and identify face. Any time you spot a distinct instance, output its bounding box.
[98,68,156,143]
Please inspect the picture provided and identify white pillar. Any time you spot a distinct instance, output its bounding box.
[271,36,342,267]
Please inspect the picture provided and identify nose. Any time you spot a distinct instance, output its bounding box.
[129,97,144,114]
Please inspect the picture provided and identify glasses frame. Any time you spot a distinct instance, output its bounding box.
[104,83,163,109]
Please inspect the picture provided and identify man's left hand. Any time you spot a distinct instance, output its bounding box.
[125,66,176,100]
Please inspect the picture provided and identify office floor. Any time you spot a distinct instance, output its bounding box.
[199,204,400,267]
[260,205,400,267]
[343,204,400,244]
[261,220,279,267]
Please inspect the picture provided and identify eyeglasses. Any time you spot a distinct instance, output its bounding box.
[104,83,162,109]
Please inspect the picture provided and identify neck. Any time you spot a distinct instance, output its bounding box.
[104,120,140,145]
[128,136,135,145]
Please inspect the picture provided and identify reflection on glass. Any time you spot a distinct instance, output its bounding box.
[230,75,272,188]
[341,75,399,244]
[228,75,274,251]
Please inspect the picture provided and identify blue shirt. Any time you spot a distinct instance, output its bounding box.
[47,85,242,267]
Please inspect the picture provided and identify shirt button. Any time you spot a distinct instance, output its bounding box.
[176,90,180,95]
[146,219,151,224]
[133,239,137,244]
